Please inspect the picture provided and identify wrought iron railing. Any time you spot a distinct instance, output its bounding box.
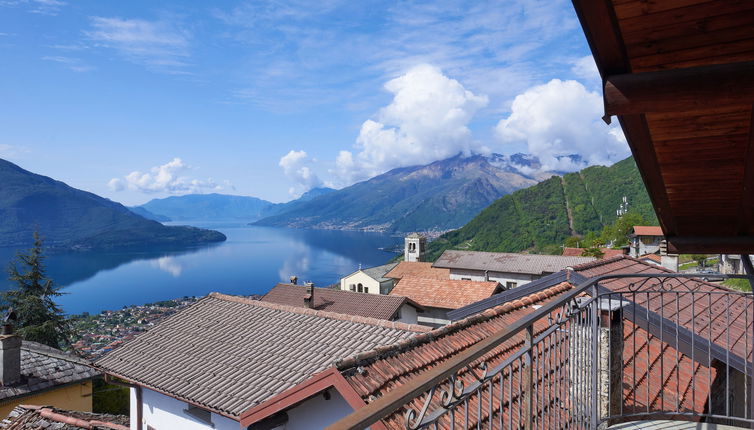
[326,273,754,430]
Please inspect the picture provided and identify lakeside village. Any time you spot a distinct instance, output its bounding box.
[9,213,750,430]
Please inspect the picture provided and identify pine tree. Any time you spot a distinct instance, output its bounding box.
[3,232,69,348]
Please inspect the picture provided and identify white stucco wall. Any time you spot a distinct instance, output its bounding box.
[339,271,381,295]
[417,307,450,328]
[448,269,535,289]
[131,387,239,430]
[279,389,356,430]
[396,303,418,324]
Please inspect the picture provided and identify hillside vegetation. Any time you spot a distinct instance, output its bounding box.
[425,157,657,260]
[0,159,226,250]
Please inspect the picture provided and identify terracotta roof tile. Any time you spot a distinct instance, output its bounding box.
[0,405,129,430]
[638,253,662,263]
[96,293,426,418]
[562,247,626,259]
[633,226,664,236]
[337,282,573,429]
[389,277,501,309]
[384,261,449,280]
[261,284,422,320]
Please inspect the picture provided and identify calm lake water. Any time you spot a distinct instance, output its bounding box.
[0,223,402,314]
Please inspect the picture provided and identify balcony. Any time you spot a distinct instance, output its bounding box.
[327,273,754,430]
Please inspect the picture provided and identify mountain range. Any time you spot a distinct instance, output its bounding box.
[0,159,226,250]
[252,153,547,233]
[133,187,336,222]
[425,156,657,260]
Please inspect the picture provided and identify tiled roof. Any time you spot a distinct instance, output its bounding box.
[562,247,625,258]
[96,293,427,418]
[0,405,129,430]
[632,226,664,236]
[622,320,714,416]
[261,283,422,320]
[337,283,574,429]
[433,250,595,275]
[389,277,501,310]
[573,256,754,375]
[360,262,399,282]
[384,261,449,280]
[0,341,99,402]
[338,278,718,428]
[638,253,662,263]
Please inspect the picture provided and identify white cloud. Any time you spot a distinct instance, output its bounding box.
[0,0,65,15]
[42,55,93,72]
[334,64,487,185]
[85,17,190,72]
[279,150,322,197]
[0,144,26,160]
[571,55,600,88]
[109,158,224,194]
[495,79,628,172]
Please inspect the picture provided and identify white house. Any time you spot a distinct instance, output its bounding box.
[339,262,398,295]
[432,250,595,289]
[97,293,428,430]
[629,225,664,257]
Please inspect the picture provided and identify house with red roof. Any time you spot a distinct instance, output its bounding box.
[629,225,664,257]
[389,277,502,327]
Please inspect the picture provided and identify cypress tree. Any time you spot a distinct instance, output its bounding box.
[3,232,69,348]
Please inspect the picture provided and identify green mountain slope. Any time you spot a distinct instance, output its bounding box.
[253,154,538,232]
[0,159,226,249]
[425,157,657,260]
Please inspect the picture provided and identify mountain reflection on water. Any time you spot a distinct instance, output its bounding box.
[0,223,401,314]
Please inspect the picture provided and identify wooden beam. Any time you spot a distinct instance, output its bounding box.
[604,62,754,117]
[667,236,754,254]
[619,114,677,236]
[571,0,631,79]
[738,106,754,235]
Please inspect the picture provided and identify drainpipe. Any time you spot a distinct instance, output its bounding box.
[105,375,142,430]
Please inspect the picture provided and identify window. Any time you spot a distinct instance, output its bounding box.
[461,277,471,281]
[506,281,517,289]
[364,286,369,293]
[357,283,363,293]
[349,284,356,291]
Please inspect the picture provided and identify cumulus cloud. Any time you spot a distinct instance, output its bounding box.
[108,158,224,194]
[495,79,628,172]
[85,17,190,72]
[334,64,487,185]
[571,55,600,88]
[279,150,322,197]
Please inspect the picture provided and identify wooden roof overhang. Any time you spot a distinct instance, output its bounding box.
[572,0,754,253]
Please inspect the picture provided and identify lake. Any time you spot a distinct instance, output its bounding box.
[0,223,402,314]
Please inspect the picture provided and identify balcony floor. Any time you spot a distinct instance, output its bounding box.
[609,421,748,430]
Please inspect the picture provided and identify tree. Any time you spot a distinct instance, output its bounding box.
[691,254,707,268]
[3,233,70,348]
[581,247,605,258]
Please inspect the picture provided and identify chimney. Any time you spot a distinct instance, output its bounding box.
[0,311,21,386]
[303,282,315,309]
[290,276,298,285]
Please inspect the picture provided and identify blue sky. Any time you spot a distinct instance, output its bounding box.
[0,0,627,205]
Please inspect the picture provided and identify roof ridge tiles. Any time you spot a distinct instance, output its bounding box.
[569,253,628,271]
[335,282,572,370]
[208,292,431,333]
